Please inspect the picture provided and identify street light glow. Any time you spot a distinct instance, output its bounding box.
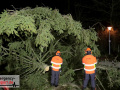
[107,26,112,55]
[107,27,112,30]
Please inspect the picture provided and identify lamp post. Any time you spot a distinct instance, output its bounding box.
[107,27,112,55]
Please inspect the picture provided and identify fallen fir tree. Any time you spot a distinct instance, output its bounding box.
[0,6,119,90]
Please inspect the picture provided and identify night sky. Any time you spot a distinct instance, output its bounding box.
[1,0,120,29]
[0,0,101,28]
[0,0,73,14]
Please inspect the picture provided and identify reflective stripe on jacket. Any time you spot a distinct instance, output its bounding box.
[82,55,97,74]
[51,56,63,71]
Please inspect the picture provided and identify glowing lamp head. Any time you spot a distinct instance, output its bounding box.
[107,27,112,30]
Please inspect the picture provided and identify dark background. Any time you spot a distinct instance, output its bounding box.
[1,0,120,28]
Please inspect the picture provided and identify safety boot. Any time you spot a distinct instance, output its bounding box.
[92,87,96,90]
[82,87,86,90]
[55,85,58,87]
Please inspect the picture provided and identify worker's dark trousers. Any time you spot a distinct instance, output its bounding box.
[51,70,60,85]
[83,72,95,88]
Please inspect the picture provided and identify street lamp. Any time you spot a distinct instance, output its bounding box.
[107,27,112,55]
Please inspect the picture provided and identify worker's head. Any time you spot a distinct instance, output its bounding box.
[56,51,61,56]
[85,48,92,55]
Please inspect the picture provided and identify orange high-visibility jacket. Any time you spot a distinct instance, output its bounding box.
[51,56,63,71]
[82,55,97,74]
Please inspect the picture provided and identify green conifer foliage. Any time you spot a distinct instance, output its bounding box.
[0,7,104,89]
[0,11,36,37]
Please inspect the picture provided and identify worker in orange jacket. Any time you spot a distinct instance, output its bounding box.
[51,51,63,87]
[82,48,97,90]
